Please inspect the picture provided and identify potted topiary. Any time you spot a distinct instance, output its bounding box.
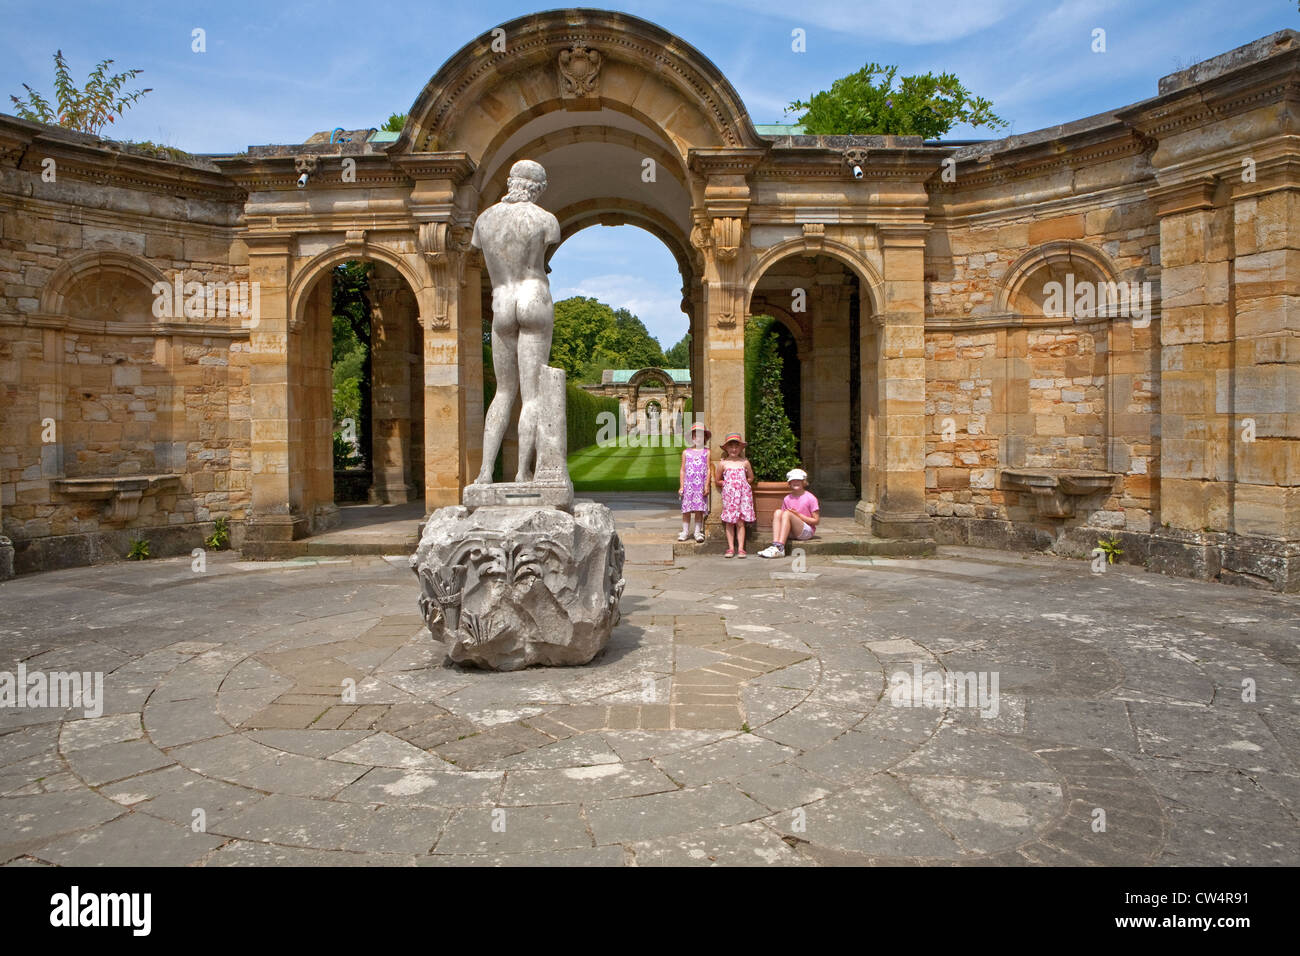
[746,320,802,531]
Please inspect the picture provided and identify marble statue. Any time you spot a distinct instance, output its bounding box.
[411,159,623,669]
[468,159,570,500]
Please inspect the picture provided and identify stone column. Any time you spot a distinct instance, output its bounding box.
[400,153,477,511]
[420,237,478,510]
[242,235,303,551]
[810,275,855,498]
[368,276,415,504]
[1150,178,1233,538]
[0,464,11,579]
[864,224,932,539]
[1229,169,1300,585]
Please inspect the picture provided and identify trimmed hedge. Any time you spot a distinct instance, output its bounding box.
[567,383,620,454]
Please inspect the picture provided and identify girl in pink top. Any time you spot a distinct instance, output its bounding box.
[758,468,819,558]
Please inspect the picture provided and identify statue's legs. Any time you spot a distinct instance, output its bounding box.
[515,282,555,483]
[476,306,519,485]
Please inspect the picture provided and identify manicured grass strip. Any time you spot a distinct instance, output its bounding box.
[569,439,684,493]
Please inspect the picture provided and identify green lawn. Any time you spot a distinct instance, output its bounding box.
[568,437,685,492]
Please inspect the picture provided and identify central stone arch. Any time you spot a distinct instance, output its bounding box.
[382,8,770,499]
[396,9,766,159]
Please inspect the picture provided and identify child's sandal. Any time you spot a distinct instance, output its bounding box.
[723,549,735,558]
[693,531,705,543]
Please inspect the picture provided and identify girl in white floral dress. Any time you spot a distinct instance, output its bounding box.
[715,433,755,558]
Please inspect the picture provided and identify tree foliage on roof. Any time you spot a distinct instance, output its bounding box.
[786,63,1006,138]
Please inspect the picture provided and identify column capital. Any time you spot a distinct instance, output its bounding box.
[876,223,930,248]
[1147,176,1218,216]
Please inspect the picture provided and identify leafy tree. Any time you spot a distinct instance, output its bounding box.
[9,51,151,135]
[551,296,618,378]
[381,112,407,133]
[747,321,801,481]
[663,332,691,368]
[331,261,372,468]
[585,308,664,378]
[787,63,1006,138]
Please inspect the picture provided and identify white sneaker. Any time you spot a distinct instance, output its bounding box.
[758,545,784,559]
[677,530,689,541]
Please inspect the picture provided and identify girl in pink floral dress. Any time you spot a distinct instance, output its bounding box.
[715,433,755,558]
[678,422,711,542]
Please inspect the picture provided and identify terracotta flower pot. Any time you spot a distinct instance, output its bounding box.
[752,481,789,531]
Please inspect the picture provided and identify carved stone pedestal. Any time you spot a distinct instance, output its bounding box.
[410,501,624,670]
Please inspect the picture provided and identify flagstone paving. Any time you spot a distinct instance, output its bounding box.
[1,501,1298,866]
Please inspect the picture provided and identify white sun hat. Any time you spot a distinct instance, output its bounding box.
[786,468,808,481]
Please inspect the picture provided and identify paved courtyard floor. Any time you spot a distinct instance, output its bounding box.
[1,498,1298,866]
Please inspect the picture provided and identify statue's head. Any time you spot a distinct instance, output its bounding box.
[503,159,547,203]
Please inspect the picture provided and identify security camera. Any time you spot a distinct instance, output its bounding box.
[296,172,309,188]
[852,164,864,180]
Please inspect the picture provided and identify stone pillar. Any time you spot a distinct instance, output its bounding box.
[809,275,855,498]
[421,241,478,510]
[400,153,477,510]
[0,472,11,579]
[1150,178,1234,536]
[863,224,932,539]
[243,236,304,550]
[1229,170,1300,583]
[368,276,415,504]
[857,316,880,511]
[300,276,338,532]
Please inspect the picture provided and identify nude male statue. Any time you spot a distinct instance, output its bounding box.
[469,159,562,486]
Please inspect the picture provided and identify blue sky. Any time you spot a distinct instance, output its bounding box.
[3,0,1292,349]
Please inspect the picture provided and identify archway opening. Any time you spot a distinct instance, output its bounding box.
[748,253,865,499]
[494,222,692,493]
[297,259,423,531]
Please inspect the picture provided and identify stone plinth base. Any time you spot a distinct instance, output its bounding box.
[869,509,935,540]
[932,515,1300,592]
[410,500,624,670]
[462,479,574,511]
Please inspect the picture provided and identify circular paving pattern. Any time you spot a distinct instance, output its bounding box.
[2,534,1298,866]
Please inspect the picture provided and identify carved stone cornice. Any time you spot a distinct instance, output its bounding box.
[392,152,475,184]
[688,147,766,179]
[932,129,1151,192]
[218,154,410,191]
[0,117,243,203]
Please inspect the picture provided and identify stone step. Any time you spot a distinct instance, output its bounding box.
[244,538,417,559]
[672,536,935,558]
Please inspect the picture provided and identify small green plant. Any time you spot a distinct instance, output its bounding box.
[127,537,151,560]
[204,517,230,551]
[333,430,362,469]
[741,722,752,733]
[9,51,151,135]
[1096,536,1123,564]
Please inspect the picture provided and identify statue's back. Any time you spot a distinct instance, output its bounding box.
[473,201,561,286]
